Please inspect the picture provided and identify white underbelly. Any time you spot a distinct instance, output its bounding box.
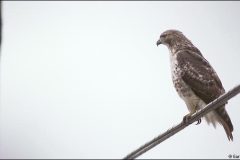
[170,53,203,111]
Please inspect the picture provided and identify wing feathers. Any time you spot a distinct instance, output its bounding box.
[177,51,224,104]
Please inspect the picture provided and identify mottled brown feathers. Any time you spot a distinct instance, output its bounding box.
[176,51,224,104]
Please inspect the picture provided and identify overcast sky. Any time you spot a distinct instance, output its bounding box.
[1,1,240,159]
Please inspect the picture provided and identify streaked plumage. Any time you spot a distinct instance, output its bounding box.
[157,29,233,141]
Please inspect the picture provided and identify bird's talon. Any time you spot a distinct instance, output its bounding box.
[183,114,192,124]
[195,118,202,125]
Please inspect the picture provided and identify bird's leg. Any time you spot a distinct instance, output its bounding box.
[183,105,202,125]
[194,107,202,125]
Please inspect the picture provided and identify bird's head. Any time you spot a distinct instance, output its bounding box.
[156,29,185,47]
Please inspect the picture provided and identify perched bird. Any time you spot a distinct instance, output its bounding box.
[156,29,233,141]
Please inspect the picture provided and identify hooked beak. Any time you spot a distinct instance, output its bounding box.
[156,39,162,46]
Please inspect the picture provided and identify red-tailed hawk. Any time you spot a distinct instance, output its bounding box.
[156,29,233,141]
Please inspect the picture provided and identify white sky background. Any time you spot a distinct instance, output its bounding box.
[1,1,240,159]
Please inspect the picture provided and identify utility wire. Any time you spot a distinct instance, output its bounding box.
[123,84,240,159]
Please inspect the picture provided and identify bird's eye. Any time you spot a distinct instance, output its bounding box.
[161,34,167,38]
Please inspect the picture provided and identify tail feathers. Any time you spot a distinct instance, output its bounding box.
[220,118,233,141]
[215,106,233,141]
[204,106,233,141]
[205,111,217,128]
